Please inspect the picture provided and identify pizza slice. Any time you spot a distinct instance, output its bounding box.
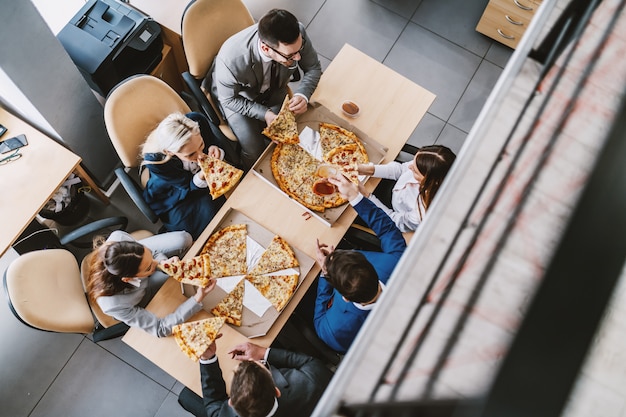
[262,95,299,144]
[158,254,211,288]
[172,317,226,361]
[319,122,359,156]
[201,224,247,277]
[210,278,244,326]
[246,274,299,312]
[324,143,369,185]
[198,154,243,199]
[249,235,299,275]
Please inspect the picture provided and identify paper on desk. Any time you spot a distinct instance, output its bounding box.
[216,236,300,317]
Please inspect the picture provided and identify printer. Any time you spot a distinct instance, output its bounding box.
[57,0,163,96]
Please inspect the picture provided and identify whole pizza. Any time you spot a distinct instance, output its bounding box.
[271,122,369,212]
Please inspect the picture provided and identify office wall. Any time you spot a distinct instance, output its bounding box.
[0,0,120,188]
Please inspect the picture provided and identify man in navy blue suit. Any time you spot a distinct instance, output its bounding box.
[313,174,407,354]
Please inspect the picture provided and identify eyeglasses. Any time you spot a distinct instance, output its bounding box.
[264,37,306,61]
[0,149,22,165]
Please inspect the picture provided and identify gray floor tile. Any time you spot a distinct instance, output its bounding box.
[29,340,169,417]
[407,112,446,148]
[97,336,178,390]
[385,22,482,121]
[371,0,422,18]
[155,392,194,417]
[412,0,492,57]
[436,123,468,155]
[485,41,514,68]
[0,299,84,417]
[307,0,409,62]
[449,60,503,133]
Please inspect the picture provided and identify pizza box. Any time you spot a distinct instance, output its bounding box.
[183,208,316,338]
[251,102,388,226]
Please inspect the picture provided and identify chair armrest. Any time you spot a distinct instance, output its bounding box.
[182,71,221,126]
[115,167,159,224]
[60,216,128,246]
[344,225,382,252]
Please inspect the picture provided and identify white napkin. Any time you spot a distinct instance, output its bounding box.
[298,126,322,160]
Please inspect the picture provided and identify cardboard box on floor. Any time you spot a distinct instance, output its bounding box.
[183,208,316,338]
[252,102,388,226]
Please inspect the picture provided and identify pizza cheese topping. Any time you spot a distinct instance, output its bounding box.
[262,95,299,144]
[172,317,226,361]
[198,155,243,199]
[210,278,245,326]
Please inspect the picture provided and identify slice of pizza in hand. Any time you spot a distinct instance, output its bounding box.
[172,317,226,361]
[201,224,247,278]
[159,254,211,288]
[249,235,299,275]
[262,95,299,144]
[198,154,243,199]
[210,278,245,327]
[246,274,299,312]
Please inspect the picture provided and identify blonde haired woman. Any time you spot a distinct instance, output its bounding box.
[142,112,227,239]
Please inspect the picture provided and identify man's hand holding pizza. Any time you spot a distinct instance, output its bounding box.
[199,333,223,361]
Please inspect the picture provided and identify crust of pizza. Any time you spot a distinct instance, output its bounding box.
[158,254,211,287]
[249,235,299,275]
[198,155,243,199]
[210,278,244,326]
[201,224,247,277]
[262,95,299,144]
[172,317,226,361]
[246,274,299,312]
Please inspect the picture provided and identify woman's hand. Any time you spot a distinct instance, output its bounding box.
[328,174,360,201]
[208,146,222,160]
[194,279,216,303]
[357,163,375,176]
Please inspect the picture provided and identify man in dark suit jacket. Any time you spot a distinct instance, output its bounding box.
[178,340,333,417]
[314,174,407,353]
[208,9,322,169]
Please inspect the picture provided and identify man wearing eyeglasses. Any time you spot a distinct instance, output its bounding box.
[208,9,322,169]
[177,338,333,417]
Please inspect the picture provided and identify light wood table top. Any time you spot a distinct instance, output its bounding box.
[0,108,81,256]
[122,44,435,395]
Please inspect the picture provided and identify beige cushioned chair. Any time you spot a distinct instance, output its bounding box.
[3,217,152,341]
[181,0,254,141]
[104,74,192,224]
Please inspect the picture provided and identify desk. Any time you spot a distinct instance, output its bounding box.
[122,44,435,394]
[0,107,108,256]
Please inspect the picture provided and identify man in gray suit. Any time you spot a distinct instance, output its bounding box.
[178,339,334,417]
[208,9,322,169]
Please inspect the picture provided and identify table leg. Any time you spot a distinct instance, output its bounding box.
[74,164,110,205]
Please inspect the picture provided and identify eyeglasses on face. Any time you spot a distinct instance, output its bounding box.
[0,149,22,165]
[264,37,306,61]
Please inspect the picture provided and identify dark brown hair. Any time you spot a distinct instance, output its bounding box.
[415,145,456,212]
[87,240,145,302]
[325,250,379,303]
[230,361,276,417]
[258,9,300,47]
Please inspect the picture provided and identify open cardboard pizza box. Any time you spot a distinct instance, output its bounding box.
[183,208,316,338]
[252,102,388,226]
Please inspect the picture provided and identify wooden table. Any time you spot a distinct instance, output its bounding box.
[0,107,108,256]
[122,44,435,394]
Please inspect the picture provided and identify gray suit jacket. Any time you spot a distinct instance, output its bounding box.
[201,348,333,417]
[209,23,322,121]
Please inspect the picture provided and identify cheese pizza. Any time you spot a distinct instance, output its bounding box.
[210,278,245,326]
[172,317,226,361]
[249,235,299,275]
[262,95,299,144]
[201,224,247,277]
[246,274,299,312]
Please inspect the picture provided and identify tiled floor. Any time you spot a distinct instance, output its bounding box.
[0,0,512,416]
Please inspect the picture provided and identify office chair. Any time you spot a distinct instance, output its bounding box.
[180,0,254,142]
[104,74,193,227]
[3,216,152,342]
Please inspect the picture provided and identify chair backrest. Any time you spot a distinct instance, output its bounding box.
[4,249,94,333]
[181,0,254,79]
[104,75,191,168]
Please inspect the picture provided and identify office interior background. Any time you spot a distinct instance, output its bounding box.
[1,0,625,416]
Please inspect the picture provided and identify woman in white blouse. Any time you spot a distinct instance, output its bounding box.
[357,145,456,232]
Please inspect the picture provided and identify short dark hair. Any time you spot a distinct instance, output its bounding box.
[325,250,379,303]
[230,361,276,417]
[258,9,300,47]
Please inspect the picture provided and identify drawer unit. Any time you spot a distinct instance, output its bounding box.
[476,0,542,49]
